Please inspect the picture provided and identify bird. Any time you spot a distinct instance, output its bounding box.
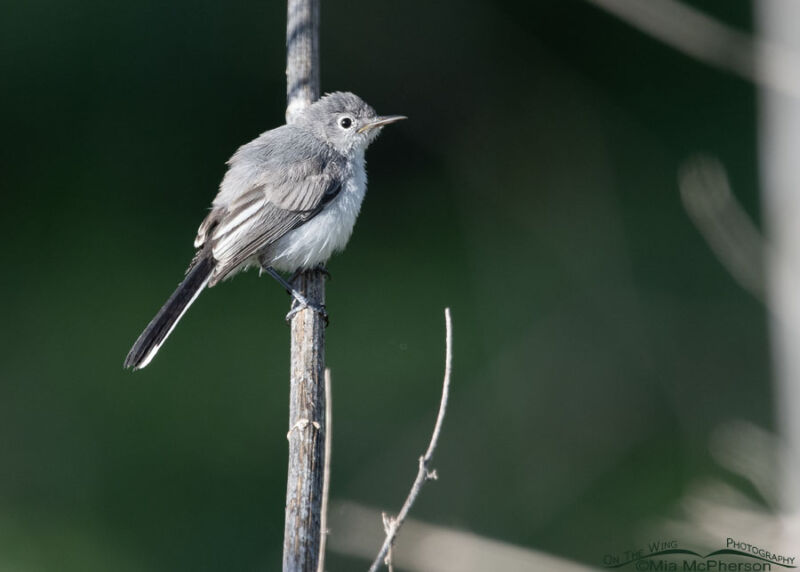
[124,92,405,370]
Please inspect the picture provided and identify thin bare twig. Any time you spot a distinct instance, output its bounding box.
[368,308,454,572]
[317,368,333,572]
[331,501,595,571]
[380,513,395,572]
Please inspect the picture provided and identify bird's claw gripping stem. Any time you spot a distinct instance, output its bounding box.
[285,296,328,324]
[261,265,329,325]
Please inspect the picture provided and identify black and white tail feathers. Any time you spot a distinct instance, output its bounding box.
[124,256,214,370]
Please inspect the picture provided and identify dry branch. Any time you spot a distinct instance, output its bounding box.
[368,308,454,572]
[282,0,327,570]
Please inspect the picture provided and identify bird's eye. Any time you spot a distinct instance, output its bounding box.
[339,117,353,129]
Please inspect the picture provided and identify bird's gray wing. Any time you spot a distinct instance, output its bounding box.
[197,154,344,284]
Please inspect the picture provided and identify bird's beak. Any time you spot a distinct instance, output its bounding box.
[358,115,407,134]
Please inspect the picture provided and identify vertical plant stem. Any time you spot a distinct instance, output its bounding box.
[286,0,319,122]
[758,2,800,515]
[283,0,326,570]
[317,368,333,572]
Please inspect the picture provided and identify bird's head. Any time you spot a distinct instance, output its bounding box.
[300,91,406,155]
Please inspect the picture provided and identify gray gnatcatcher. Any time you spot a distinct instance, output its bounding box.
[124,92,405,370]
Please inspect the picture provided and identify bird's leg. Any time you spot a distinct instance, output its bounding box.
[262,266,328,324]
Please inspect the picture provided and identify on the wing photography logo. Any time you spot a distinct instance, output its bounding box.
[602,538,796,570]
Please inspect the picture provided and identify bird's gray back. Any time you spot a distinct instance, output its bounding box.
[213,125,340,207]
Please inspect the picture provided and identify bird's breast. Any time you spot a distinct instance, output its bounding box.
[266,155,367,272]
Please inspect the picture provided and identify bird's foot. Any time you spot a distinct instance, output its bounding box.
[285,296,329,325]
[260,265,329,325]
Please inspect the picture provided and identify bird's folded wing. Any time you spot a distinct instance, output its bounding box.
[199,159,343,283]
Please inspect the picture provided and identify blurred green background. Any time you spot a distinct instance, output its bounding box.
[1,0,769,569]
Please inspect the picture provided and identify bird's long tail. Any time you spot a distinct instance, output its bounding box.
[124,256,214,370]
